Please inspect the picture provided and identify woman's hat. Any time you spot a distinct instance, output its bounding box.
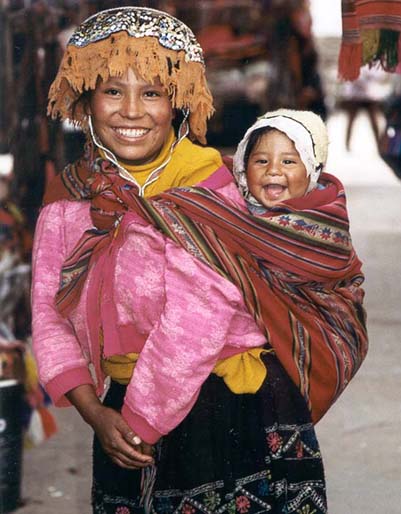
[233,108,329,203]
[48,7,213,144]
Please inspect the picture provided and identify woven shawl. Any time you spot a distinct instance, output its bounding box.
[44,150,368,422]
[339,0,401,79]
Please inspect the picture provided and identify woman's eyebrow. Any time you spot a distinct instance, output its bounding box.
[103,79,164,89]
[102,78,126,87]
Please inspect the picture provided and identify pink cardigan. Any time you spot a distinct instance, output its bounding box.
[31,179,266,443]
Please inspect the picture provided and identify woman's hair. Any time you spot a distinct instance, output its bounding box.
[243,126,277,171]
[48,7,214,144]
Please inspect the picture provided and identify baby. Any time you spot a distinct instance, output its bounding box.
[232,108,329,212]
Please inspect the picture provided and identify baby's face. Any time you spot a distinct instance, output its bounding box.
[246,130,309,208]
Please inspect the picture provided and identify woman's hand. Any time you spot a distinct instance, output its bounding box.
[66,385,154,469]
[123,431,155,460]
[89,404,154,469]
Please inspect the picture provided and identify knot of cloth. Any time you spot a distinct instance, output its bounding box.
[86,158,139,231]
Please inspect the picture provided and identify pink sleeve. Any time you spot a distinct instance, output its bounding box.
[198,165,247,208]
[31,202,94,406]
[121,236,264,443]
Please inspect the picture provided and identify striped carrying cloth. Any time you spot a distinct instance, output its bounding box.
[339,0,401,79]
[45,152,368,423]
[128,177,368,422]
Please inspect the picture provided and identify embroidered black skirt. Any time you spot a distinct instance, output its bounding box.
[92,353,327,514]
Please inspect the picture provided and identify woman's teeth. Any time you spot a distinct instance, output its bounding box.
[115,128,149,137]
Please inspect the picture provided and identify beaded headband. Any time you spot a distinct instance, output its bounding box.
[48,7,213,143]
[69,7,204,62]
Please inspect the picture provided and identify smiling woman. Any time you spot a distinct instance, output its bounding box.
[33,7,241,513]
[31,6,367,514]
[87,70,174,166]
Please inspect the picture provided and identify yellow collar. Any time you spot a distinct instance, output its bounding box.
[98,128,176,190]
[97,128,222,198]
[119,128,175,182]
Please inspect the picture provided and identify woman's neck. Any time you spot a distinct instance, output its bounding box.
[117,129,175,177]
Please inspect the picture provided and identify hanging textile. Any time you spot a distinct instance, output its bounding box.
[339,0,401,80]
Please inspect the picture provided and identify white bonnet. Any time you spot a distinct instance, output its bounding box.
[232,108,329,205]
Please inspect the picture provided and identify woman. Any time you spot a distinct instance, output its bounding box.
[32,7,349,514]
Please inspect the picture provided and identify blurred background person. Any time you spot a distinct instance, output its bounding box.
[337,66,392,152]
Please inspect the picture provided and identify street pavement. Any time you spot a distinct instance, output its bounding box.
[316,111,401,514]
[14,110,401,514]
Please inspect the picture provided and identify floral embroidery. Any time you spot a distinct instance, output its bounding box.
[93,425,326,514]
[296,505,317,514]
[266,431,283,452]
[235,495,251,513]
[333,231,349,245]
[269,211,350,248]
[320,227,332,240]
[115,507,130,514]
[278,215,291,226]
[292,219,319,236]
[203,491,221,511]
[182,503,195,514]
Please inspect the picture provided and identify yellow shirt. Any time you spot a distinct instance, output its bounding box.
[120,129,223,197]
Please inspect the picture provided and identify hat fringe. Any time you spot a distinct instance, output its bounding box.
[48,32,214,143]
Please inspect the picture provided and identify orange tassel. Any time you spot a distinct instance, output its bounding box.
[338,41,363,80]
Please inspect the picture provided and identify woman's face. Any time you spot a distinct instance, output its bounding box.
[88,68,174,166]
[246,129,309,208]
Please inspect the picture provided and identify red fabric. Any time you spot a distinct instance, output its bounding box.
[339,0,401,79]
[131,174,367,422]
[43,151,367,423]
[120,174,368,422]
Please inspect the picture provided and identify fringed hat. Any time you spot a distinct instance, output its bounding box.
[233,108,329,204]
[48,7,214,144]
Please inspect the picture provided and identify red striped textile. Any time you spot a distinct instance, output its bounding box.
[44,152,368,423]
[135,180,367,422]
[339,0,401,79]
